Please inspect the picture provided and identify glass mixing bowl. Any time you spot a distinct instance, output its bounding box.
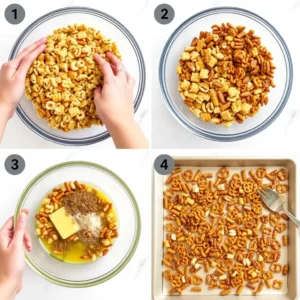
[14,161,141,287]
[159,7,293,142]
[9,7,146,146]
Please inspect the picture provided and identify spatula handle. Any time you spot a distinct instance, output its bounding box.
[283,207,300,229]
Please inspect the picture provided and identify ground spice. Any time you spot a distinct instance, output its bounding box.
[62,190,100,215]
[53,239,74,252]
[61,190,103,247]
[78,230,100,246]
[74,213,102,237]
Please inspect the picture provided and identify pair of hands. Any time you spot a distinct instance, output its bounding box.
[0,210,31,300]
[0,38,148,148]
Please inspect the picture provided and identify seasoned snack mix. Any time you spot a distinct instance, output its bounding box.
[163,167,289,295]
[177,23,275,127]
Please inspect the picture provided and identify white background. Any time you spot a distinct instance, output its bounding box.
[0,150,151,300]
[0,0,151,149]
[0,0,300,299]
[151,0,300,149]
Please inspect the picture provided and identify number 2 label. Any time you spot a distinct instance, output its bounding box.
[161,8,168,20]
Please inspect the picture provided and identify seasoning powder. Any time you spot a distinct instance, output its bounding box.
[61,190,102,245]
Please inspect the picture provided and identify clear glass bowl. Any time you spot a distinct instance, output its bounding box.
[14,161,141,287]
[9,7,146,146]
[159,7,293,142]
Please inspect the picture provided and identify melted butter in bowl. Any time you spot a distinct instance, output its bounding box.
[36,181,118,264]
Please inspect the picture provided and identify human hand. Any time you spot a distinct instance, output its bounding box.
[93,52,148,148]
[0,209,32,300]
[93,52,136,130]
[0,38,46,120]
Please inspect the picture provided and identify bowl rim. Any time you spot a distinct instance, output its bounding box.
[159,6,293,142]
[14,161,141,288]
[9,6,146,146]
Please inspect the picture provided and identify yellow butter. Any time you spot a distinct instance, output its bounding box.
[49,207,80,239]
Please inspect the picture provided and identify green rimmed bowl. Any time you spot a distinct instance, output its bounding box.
[15,161,141,287]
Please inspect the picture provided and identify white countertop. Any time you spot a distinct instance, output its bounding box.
[0,0,150,149]
[0,149,151,300]
[151,0,300,149]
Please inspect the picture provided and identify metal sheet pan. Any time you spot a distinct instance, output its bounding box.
[152,158,298,300]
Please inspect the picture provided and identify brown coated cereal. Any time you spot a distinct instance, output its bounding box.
[177,23,275,127]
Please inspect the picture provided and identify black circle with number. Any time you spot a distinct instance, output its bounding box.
[154,4,175,25]
[4,154,26,175]
[154,154,174,175]
[4,4,25,25]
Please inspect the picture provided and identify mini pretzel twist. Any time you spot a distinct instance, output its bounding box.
[183,170,194,182]
[217,168,230,179]
[276,184,288,194]
[270,263,282,273]
[277,169,288,181]
[272,279,283,290]
[243,181,254,193]
[256,168,266,179]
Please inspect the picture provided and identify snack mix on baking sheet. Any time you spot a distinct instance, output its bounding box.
[176,23,275,127]
[25,24,121,132]
[163,167,288,295]
[35,180,118,263]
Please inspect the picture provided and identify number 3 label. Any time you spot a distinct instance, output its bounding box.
[154,4,175,25]
[4,155,25,175]
[11,159,19,170]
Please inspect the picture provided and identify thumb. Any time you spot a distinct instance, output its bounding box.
[13,212,28,246]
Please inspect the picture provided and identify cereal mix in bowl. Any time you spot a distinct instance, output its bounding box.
[177,23,275,127]
[25,24,121,132]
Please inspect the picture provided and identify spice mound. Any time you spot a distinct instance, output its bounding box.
[177,23,275,127]
[35,181,118,263]
[63,190,100,215]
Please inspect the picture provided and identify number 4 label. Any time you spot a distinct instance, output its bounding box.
[154,154,174,175]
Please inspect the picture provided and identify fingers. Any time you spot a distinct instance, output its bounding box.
[12,210,29,247]
[105,52,126,78]
[24,230,32,252]
[94,53,114,84]
[94,52,135,89]
[15,44,47,79]
[9,37,47,69]
[0,216,14,248]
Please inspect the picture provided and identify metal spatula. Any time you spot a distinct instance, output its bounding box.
[258,186,300,229]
